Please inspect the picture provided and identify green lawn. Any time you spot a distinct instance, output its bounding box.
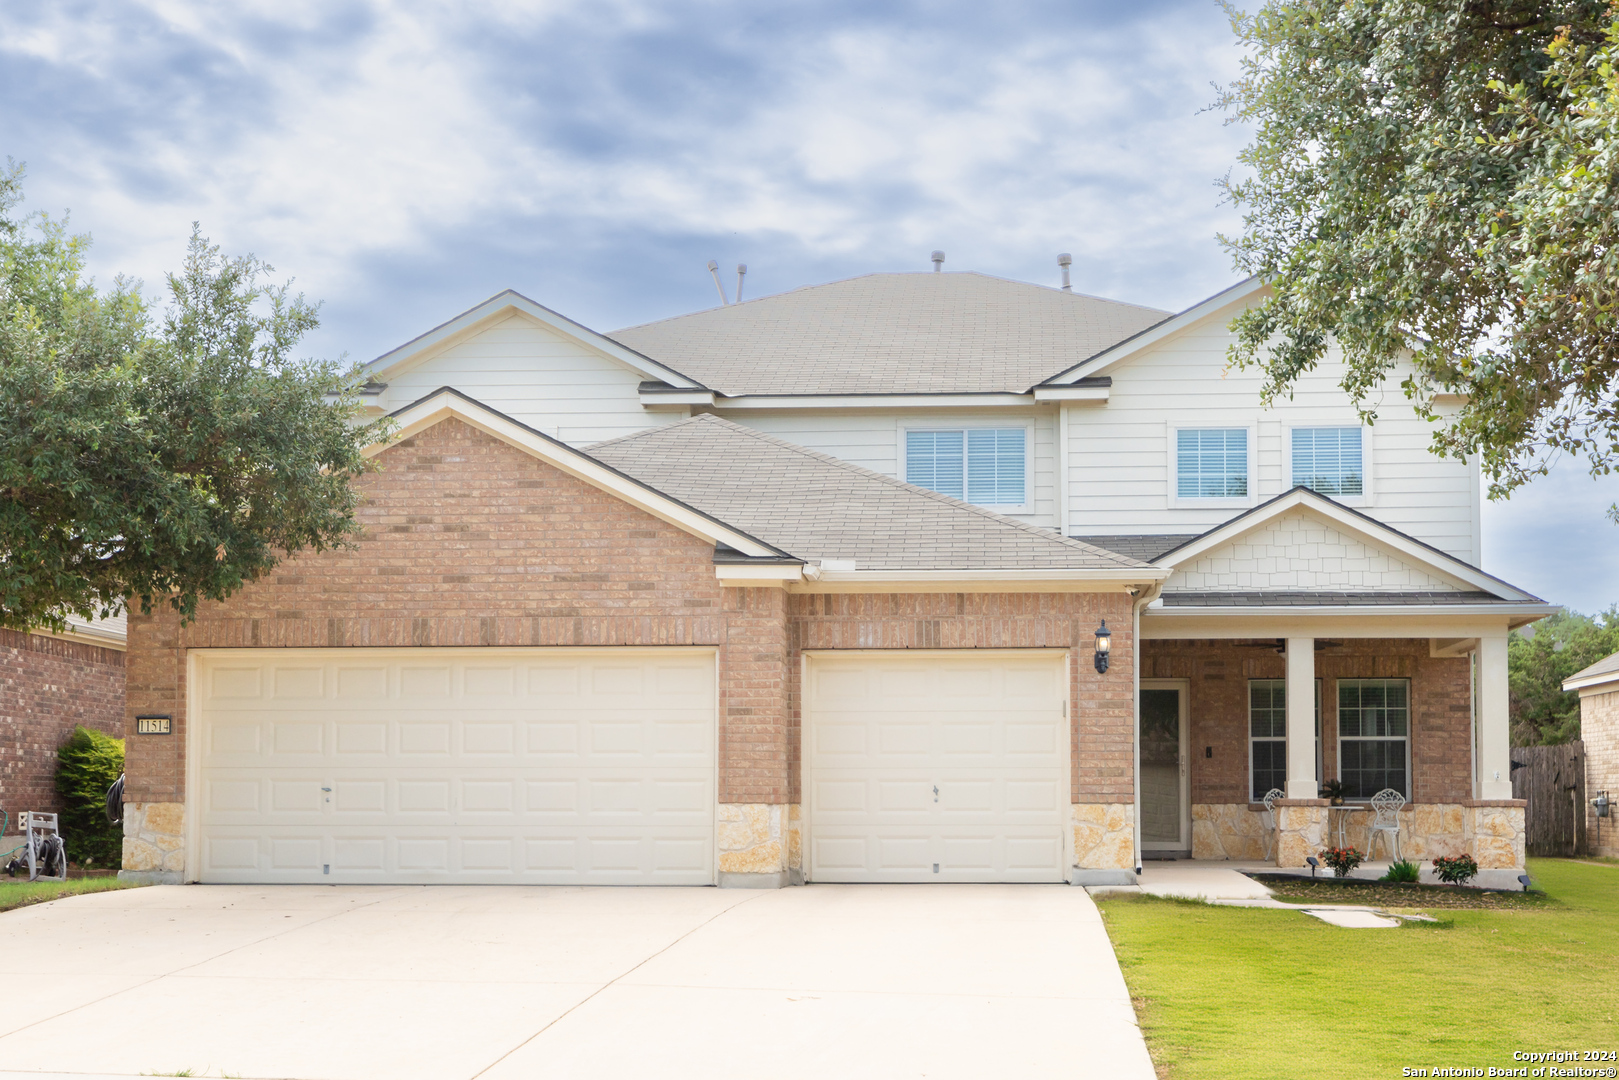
[0,875,144,913]
[1096,859,1619,1080]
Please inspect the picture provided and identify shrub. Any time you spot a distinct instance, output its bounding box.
[1320,846,1364,878]
[1432,854,1480,886]
[54,726,124,868]
[1380,859,1421,883]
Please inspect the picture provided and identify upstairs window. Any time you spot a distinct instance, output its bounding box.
[905,429,1026,507]
[1176,428,1248,498]
[1292,427,1364,496]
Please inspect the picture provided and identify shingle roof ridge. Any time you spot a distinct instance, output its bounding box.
[602,413,1149,568]
[605,270,1169,336]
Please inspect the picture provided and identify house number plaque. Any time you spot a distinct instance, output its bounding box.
[136,716,172,735]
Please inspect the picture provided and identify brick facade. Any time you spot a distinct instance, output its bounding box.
[124,417,1136,823]
[1583,687,1619,857]
[1143,637,1473,805]
[1,629,125,818]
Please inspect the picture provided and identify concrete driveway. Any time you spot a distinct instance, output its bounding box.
[0,883,1153,1080]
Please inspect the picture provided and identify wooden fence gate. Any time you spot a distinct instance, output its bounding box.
[1510,741,1587,857]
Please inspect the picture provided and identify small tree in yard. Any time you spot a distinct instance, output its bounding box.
[0,162,392,631]
[54,726,124,868]
[1218,1,1619,516]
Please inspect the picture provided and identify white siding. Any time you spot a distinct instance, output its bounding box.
[374,313,682,446]
[1065,297,1482,563]
[724,407,1060,529]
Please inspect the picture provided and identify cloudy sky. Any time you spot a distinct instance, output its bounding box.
[3,0,1616,609]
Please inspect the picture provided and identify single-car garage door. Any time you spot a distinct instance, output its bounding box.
[193,648,715,884]
[803,650,1069,883]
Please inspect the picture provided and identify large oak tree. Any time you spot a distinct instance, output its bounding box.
[0,163,391,633]
[1219,1,1619,510]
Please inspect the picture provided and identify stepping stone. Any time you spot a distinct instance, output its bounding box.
[1298,907,1400,928]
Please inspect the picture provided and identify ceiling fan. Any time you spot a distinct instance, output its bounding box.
[1233,639,1344,654]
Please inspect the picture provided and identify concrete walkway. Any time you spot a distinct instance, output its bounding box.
[1129,864,1405,927]
[0,883,1154,1080]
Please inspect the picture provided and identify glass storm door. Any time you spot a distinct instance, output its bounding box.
[1139,683,1190,851]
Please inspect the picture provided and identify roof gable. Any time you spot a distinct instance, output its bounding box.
[1039,276,1264,386]
[366,290,706,389]
[378,388,785,558]
[1155,487,1537,601]
[608,272,1168,396]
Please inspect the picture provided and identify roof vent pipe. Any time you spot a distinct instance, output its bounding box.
[707,260,730,305]
[1058,253,1072,292]
[931,250,945,272]
[735,263,747,303]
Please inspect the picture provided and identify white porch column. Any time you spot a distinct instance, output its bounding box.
[1478,632,1513,798]
[1285,637,1317,798]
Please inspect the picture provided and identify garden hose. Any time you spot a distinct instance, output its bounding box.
[106,774,125,825]
[0,810,24,862]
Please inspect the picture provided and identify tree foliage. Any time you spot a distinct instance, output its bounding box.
[0,163,392,631]
[1218,1,1619,509]
[1508,605,1619,745]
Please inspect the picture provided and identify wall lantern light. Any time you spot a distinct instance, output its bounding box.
[1093,620,1111,675]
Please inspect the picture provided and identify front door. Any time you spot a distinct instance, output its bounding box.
[1139,681,1190,853]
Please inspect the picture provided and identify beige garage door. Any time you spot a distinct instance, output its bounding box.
[803,651,1070,883]
[193,648,715,884]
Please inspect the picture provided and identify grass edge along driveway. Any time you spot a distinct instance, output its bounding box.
[1095,859,1619,1080]
[0,876,144,913]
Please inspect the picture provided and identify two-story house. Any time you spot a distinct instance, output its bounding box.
[118,268,1546,888]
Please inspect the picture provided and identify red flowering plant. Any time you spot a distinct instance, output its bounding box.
[1320,846,1364,878]
[1431,854,1480,885]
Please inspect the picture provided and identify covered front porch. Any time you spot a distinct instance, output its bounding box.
[1136,621,1529,872]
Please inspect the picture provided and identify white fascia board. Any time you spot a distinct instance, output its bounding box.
[30,625,128,651]
[366,290,705,389]
[794,566,1170,594]
[1032,386,1109,402]
[373,390,782,558]
[1142,608,1553,640]
[1564,669,1619,695]
[640,388,716,407]
[710,393,1036,410]
[715,563,805,585]
[1040,276,1267,386]
[1156,488,1531,599]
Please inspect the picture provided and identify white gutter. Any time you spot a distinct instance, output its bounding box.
[1562,670,1619,695]
[1033,386,1108,403]
[797,567,1171,593]
[1144,602,1556,619]
[708,392,1037,410]
[714,563,805,585]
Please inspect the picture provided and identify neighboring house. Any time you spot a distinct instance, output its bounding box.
[1563,652,1619,858]
[118,269,1550,887]
[1,615,127,827]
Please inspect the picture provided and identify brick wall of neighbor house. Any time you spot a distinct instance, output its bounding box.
[1585,688,1619,858]
[0,629,125,819]
[1144,638,1473,860]
[124,417,792,814]
[787,592,1136,806]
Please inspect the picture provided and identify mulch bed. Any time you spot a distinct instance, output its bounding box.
[1245,873,1551,910]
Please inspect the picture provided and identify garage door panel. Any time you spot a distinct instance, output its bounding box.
[805,652,1068,884]
[195,648,715,885]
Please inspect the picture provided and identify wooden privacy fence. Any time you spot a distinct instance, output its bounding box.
[1510,741,1587,857]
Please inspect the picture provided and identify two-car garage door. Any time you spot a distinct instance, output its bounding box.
[194,648,716,885]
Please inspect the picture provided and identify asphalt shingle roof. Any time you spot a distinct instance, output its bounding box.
[588,415,1151,571]
[1072,535,1201,562]
[1568,649,1619,683]
[608,272,1168,396]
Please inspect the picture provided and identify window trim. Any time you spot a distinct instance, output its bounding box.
[1335,677,1412,801]
[898,420,1034,513]
[1247,678,1321,802]
[1167,423,1258,508]
[1284,422,1373,505]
